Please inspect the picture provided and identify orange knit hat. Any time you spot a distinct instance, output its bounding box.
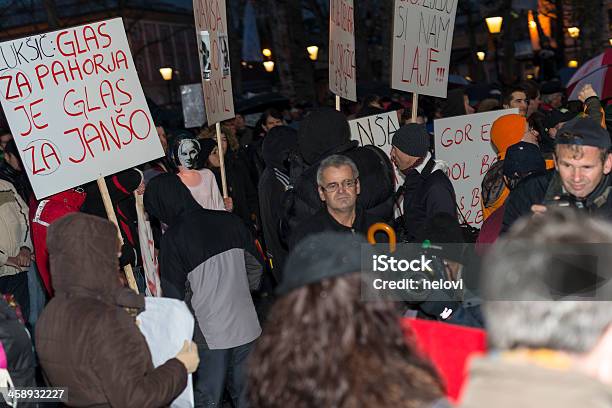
[491,114,527,159]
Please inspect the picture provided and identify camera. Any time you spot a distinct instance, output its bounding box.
[544,194,585,210]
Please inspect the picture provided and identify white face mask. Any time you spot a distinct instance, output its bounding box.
[176,140,200,170]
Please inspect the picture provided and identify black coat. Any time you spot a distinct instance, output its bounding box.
[211,150,259,229]
[400,158,457,242]
[258,126,297,280]
[289,206,384,249]
[0,298,36,392]
[502,170,612,233]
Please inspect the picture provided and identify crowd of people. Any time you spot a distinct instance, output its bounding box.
[1,75,612,407]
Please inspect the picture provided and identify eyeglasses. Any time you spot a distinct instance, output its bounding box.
[320,178,358,193]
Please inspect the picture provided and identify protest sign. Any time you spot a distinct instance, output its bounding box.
[193,0,235,125]
[391,0,458,98]
[138,297,195,407]
[329,0,356,102]
[0,18,164,200]
[349,110,403,188]
[434,108,518,227]
[181,83,207,128]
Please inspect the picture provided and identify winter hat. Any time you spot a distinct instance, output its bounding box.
[276,232,366,295]
[556,116,612,150]
[392,123,430,158]
[298,108,352,165]
[540,80,563,96]
[263,125,298,169]
[491,114,527,160]
[503,142,546,177]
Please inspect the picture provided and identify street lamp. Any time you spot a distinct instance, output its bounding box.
[263,61,275,72]
[485,17,503,34]
[477,51,486,61]
[485,16,503,81]
[262,48,272,58]
[159,67,173,106]
[159,67,173,81]
[568,27,580,39]
[307,45,319,61]
[568,60,579,68]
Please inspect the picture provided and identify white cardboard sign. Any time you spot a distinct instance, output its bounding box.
[349,111,403,188]
[434,109,518,227]
[329,0,357,102]
[0,18,164,199]
[193,0,235,125]
[391,0,458,98]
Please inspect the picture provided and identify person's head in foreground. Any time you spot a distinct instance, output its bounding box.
[553,117,612,199]
[247,232,444,408]
[462,209,612,406]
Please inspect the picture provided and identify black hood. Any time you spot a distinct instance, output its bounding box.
[144,173,200,225]
[263,125,298,170]
[298,108,351,165]
[441,88,467,118]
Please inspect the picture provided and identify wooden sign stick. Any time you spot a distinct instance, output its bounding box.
[97,177,139,293]
[411,92,419,123]
[215,122,229,198]
[336,95,341,112]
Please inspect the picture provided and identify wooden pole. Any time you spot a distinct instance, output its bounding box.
[97,178,138,293]
[411,92,419,123]
[215,122,229,198]
[335,95,341,112]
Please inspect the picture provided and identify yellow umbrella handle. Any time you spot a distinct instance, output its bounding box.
[367,223,397,253]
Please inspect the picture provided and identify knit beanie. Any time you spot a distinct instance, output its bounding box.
[391,123,430,158]
[491,114,527,159]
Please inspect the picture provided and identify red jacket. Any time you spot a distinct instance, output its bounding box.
[401,318,487,403]
[30,189,87,295]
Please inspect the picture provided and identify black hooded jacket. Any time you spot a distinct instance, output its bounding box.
[258,126,297,279]
[280,108,395,244]
[144,174,263,348]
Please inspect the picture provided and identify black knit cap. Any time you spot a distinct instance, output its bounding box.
[391,123,430,158]
[276,232,366,295]
[503,142,546,177]
[556,116,611,150]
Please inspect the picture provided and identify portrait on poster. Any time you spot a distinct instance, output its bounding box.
[219,33,231,77]
[200,30,211,80]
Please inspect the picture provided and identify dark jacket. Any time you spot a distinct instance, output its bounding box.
[211,150,259,228]
[502,170,612,233]
[258,126,297,279]
[0,162,32,204]
[35,213,187,407]
[401,157,457,242]
[144,174,262,349]
[289,206,384,249]
[0,297,36,394]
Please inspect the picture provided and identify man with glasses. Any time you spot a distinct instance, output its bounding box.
[502,116,612,232]
[289,155,383,248]
[390,123,457,242]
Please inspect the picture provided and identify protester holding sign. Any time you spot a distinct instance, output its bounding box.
[391,123,456,242]
[36,213,193,407]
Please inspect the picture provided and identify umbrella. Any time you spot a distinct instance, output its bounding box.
[566,49,612,101]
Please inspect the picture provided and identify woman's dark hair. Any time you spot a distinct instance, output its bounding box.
[247,273,444,408]
[260,108,283,124]
[4,138,18,157]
